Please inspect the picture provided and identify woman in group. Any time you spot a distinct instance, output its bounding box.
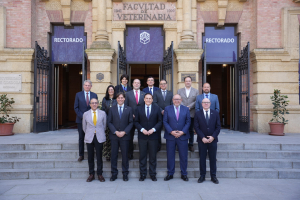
[115,74,132,93]
[101,85,117,161]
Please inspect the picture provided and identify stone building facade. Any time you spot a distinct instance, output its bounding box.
[0,0,299,134]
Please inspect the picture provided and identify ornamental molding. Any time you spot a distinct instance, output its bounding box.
[293,0,300,3]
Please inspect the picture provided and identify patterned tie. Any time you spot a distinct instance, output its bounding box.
[205,94,208,99]
[86,92,89,106]
[93,111,97,126]
[147,106,150,119]
[135,90,139,104]
[150,88,152,95]
[163,91,166,101]
[205,111,209,125]
[124,86,127,92]
[176,107,179,121]
[119,106,122,119]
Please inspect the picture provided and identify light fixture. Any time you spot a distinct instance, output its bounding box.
[79,70,82,75]
[207,69,211,75]
[63,64,68,68]
[222,64,227,67]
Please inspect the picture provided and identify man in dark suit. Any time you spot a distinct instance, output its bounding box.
[74,80,98,162]
[194,98,221,184]
[125,79,145,160]
[115,74,133,94]
[142,76,159,95]
[195,83,220,112]
[163,94,191,182]
[108,92,133,182]
[153,79,173,151]
[134,93,162,181]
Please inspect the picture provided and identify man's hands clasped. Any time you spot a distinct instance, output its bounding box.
[202,136,214,143]
[171,130,184,138]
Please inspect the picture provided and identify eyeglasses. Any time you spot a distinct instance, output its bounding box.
[160,83,167,85]
[173,99,181,101]
[90,102,99,105]
[202,102,211,104]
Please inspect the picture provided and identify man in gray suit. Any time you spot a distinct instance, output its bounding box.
[125,79,145,160]
[195,83,220,113]
[153,79,173,151]
[177,76,199,152]
[82,98,106,182]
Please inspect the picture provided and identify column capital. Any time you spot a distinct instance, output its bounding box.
[112,21,126,31]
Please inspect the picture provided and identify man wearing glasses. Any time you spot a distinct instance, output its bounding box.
[194,98,221,184]
[153,79,173,152]
[163,94,191,182]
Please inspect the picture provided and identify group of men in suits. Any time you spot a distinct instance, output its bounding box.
[74,77,221,184]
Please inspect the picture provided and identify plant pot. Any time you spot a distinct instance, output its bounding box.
[268,122,285,136]
[0,123,15,136]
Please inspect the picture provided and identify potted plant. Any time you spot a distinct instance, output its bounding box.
[0,94,20,136]
[269,89,289,136]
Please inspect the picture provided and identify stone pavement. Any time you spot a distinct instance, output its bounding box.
[0,178,300,200]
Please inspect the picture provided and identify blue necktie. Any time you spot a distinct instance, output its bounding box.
[205,94,208,99]
[205,111,209,125]
[119,106,122,119]
[147,107,150,119]
[150,88,152,95]
[123,86,126,92]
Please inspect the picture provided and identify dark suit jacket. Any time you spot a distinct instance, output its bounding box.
[163,105,191,141]
[108,105,133,141]
[142,86,159,95]
[195,93,220,113]
[101,97,117,115]
[125,90,145,115]
[115,84,133,94]
[134,104,162,140]
[153,90,173,112]
[74,91,98,123]
[194,109,221,142]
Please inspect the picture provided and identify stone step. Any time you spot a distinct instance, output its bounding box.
[1,143,300,151]
[0,158,299,170]
[1,149,300,160]
[0,167,299,180]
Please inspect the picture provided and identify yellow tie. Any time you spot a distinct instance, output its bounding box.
[93,111,97,126]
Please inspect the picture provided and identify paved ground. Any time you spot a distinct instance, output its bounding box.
[0,178,300,200]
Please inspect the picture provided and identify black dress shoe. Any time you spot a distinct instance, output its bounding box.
[198,176,205,183]
[139,175,146,181]
[150,176,157,181]
[164,175,173,181]
[188,146,195,152]
[181,175,189,181]
[211,176,219,184]
[128,154,134,160]
[123,175,128,181]
[110,175,117,181]
[77,156,84,162]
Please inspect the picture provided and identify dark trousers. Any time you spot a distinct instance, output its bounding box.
[77,123,85,157]
[128,126,135,156]
[198,141,217,177]
[157,126,163,150]
[188,118,194,147]
[86,135,103,175]
[139,139,158,177]
[166,138,188,176]
[111,139,130,176]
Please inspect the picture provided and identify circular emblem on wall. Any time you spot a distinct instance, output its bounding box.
[140,32,150,45]
[96,73,104,82]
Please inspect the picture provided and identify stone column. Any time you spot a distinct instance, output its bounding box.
[0,6,6,50]
[175,0,202,90]
[86,0,115,100]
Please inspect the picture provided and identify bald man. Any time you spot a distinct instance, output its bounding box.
[163,94,191,182]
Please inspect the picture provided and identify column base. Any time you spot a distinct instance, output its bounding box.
[90,41,111,49]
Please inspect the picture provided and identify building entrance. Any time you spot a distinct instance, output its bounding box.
[129,64,160,90]
[53,64,83,129]
[206,64,236,129]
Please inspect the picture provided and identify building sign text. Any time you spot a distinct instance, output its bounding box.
[0,74,22,92]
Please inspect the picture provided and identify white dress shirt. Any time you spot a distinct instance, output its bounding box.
[185,87,191,98]
[140,104,156,133]
[203,109,210,119]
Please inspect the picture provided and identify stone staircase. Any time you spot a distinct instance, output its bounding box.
[1,139,300,180]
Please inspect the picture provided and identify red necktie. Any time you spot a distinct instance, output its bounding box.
[135,90,138,104]
[86,92,89,106]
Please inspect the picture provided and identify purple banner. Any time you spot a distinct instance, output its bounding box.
[126,27,164,63]
[203,26,237,63]
[51,26,86,63]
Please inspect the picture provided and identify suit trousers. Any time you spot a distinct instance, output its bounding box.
[111,139,130,176]
[198,141,217,177]
[128,126,136,156]
[77,123,85,157]
[86,135,103,175]
[166,138,188,176]
[138,139,158,176]
[188,118,194,147]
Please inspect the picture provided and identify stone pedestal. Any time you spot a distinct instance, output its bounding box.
[174,48,203,90]
[85,48,115,100]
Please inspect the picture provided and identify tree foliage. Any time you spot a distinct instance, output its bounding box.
[0,94,20,124]
[270,89,289,125]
